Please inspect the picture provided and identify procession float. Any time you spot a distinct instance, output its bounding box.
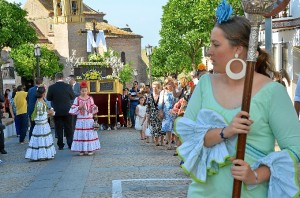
[73,50,125,129]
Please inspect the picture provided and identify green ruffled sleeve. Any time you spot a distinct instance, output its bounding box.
[268,84,300,160]
[258,83,300,197]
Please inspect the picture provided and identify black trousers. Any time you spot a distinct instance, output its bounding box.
[0,130,4,151]
[122,108,128,126]
[54,115,73,149]
[29,120,35,140]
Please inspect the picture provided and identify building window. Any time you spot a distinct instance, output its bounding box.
[71,1,77,15]
[56,0,62,16]
[2,66,15,79]
[121,52,126,64]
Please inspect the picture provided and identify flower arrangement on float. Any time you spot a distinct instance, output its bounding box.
[88,53,103,62]
[74,49,132,83]
[83,70,102,80]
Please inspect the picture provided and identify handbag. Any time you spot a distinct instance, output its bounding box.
[145,125,152,137]
[158,91,165,121]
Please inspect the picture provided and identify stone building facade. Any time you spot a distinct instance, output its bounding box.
[23,0,148,84]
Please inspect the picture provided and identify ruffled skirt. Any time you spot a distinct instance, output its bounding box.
[25,121,56,160]
[71,118,101,152]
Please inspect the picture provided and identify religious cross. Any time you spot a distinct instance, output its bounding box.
[80,19,99,53]
[79,20,109,53]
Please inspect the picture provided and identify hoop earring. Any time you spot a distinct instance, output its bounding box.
[225,54,247,80]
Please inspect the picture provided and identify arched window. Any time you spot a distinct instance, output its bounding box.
[121,52,126,64]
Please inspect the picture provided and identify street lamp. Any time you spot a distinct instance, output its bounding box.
[34,44,41,78]
[145,44,152,85]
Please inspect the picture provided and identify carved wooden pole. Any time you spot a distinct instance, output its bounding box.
[232,1,277,197]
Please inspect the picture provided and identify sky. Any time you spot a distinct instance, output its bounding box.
[7,0,168,47]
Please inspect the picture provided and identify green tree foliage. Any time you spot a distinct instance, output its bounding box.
[0,0,37,49]
[10,44,64,79]
[118,63,134,86]
[152,0,243,77]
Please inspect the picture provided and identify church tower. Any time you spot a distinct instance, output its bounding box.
[53,0,85,23]
[52,0,87,75]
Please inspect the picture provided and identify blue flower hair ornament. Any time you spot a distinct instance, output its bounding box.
[216,0,233,24]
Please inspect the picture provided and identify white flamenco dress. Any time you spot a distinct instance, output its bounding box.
[69,96,100,153]
[25,101,56,160]
[135,104,146,130]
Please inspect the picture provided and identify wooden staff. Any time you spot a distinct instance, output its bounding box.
[232,61,256,197]
[232,1,278,196]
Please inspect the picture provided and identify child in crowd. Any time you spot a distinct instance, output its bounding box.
[69,81,100,156]
[135,97,146,140]
[25,86,56,161]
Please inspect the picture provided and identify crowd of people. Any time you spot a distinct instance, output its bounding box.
[0,73,101,163]
[121,72,202,157]
[1,1,300,197]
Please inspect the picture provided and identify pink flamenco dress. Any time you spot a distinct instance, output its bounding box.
[69,96,100,153]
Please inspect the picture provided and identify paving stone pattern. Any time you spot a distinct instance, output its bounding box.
[1,128,300,198]
[0,128,190,198]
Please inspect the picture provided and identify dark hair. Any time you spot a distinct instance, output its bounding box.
[55,72,64,80]
[17,85,24,91]
[4,89,10,97]
[215,16,276,78]
[35,77,43,85]
[69,75,76,81]
[35,86,46,98]
[138,96,145,105]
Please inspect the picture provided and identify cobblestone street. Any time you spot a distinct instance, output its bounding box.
[1,128,300,198]
[0,128,190,198]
